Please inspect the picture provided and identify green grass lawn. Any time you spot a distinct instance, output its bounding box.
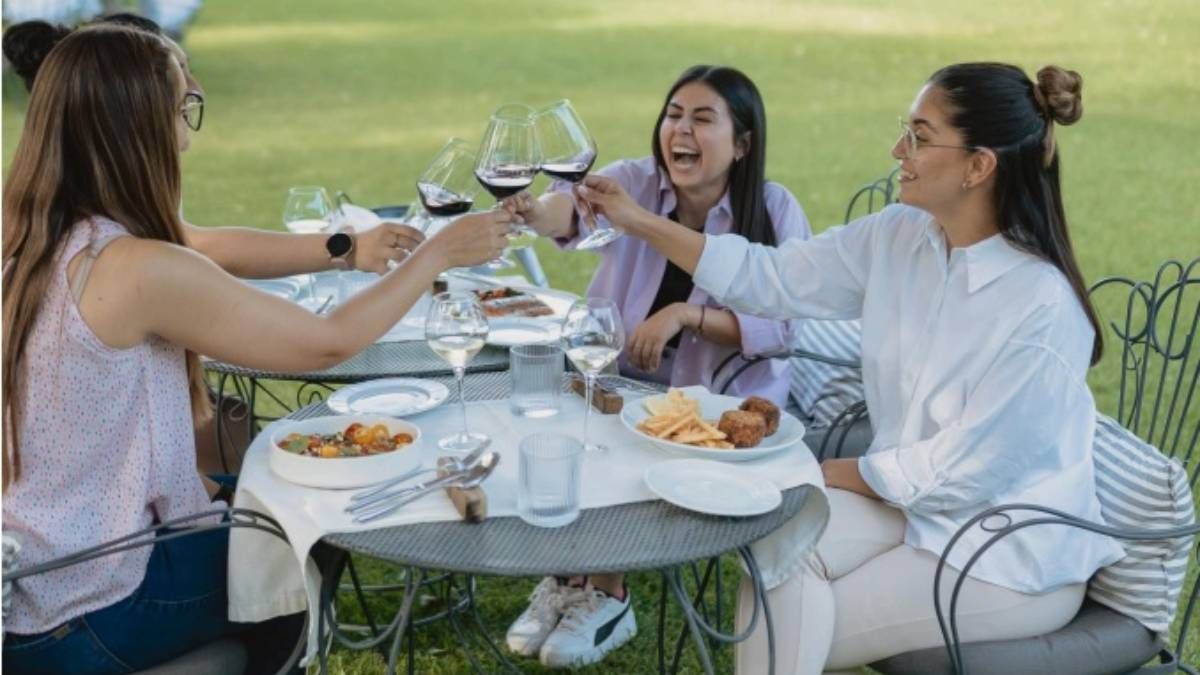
[4,0,1199,672]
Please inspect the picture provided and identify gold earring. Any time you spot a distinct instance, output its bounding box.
[961,181,969,190]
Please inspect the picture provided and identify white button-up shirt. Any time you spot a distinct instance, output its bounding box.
[695,204,1124,594]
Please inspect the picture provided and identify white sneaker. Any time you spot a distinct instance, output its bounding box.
[506,577,585,656]
[538,587,637,668]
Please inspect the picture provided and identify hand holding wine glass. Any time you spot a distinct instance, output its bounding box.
[475,104,539,268]
[561,298,624,453]
[426,292,490,453]
[533,100,611,250]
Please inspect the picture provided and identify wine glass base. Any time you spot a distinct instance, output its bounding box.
[575,228,623,251]
[438,432,489,453]
[583,442,609,453]
[479,255,516,270]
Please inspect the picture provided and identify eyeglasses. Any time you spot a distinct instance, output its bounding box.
[181,91,204,132]
[896,118,976,160]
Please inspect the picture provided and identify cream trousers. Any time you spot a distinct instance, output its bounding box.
[735,489,1084,674]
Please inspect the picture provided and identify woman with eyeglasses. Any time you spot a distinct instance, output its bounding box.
[503,65,810,668]
[0,24,512,674]
[580,62,1125,673]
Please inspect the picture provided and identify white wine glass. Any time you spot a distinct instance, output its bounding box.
[560,298,624,453]
[282,186,334,308]
[426,292,490,453]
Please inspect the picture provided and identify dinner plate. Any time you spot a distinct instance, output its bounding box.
[486,316,561,347]
[621,385,805,462]
[644,459,781,517]
[326,378,450,417]
[247,277,301,302]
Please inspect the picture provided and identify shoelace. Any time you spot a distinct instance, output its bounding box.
[527,581,587,622]
[555,588,607,634]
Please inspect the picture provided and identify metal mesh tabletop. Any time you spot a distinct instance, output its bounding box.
[289,372,814,577]
[203,341,510,383]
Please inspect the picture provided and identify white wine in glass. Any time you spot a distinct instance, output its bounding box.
[561,298,624,453]
[426,292,490,453]
[282,186,334,307]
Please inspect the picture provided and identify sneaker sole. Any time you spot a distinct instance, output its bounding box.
[539,611,637,668]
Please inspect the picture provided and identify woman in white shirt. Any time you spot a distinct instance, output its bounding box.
[578,62,1125,673]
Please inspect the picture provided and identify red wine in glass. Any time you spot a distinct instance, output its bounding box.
[417,181,474,217]
[474,164,536,200]
[540,150,597,183]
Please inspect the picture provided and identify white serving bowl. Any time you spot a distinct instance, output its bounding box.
[269,415,421,489]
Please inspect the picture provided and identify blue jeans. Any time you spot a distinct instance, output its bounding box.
[4,510,303,674]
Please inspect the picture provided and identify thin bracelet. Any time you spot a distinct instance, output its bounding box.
[697,305,707,336]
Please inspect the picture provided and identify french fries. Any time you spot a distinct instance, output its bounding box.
[636,389,736,450]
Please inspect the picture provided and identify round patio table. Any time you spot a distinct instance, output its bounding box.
[290,371,822,675]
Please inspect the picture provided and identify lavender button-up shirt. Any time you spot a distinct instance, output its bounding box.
[551,156,811,405]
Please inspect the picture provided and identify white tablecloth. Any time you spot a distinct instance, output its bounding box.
[227,388,828,666]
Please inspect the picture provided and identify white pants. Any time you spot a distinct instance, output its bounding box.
[735,489,1085,674]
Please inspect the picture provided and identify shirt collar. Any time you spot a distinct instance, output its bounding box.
[911,220,1030,293]
[656,166,733,221]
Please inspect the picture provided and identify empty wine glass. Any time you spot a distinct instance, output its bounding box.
[560,298,624,453]
[426,292,490,453]
[534,100,610,249]
[475,104,539,269]
[282,186,334,308]
[416,138,477,237]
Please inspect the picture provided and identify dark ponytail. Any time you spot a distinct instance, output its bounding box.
[929,62,1102,365]
[2,21,71,91]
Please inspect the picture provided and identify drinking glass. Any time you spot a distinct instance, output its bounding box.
[560,298,624,452]
[475,104,539,269]
[282,186,335,307]
[416,138,477,235]
[533,100,610,249]
[518,432,583,528]
[426,292,490,452]
[509,344,564,418]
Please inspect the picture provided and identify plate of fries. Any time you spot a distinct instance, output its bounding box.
[621,386,805,462]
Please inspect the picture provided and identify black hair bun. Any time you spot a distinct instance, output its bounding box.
[3,21,72,91]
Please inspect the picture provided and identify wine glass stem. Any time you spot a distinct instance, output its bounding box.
[583,372,595,450]
[455,366,469,438]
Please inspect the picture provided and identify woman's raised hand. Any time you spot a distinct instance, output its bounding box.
[424,210,514,269]
[577,175,650,235]
[354,222,425,273]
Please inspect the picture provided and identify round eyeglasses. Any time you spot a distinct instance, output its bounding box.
[181,92,204,132]
[896,117,976,160]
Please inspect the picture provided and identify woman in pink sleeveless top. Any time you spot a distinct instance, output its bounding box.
[1,25,513,674]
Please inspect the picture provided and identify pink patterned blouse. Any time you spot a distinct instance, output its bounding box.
[2,218,212,634]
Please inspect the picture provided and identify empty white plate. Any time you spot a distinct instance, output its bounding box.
[644,459,782,517]
[247,278,301,302]
[486,317,561,347]
[326,378,450,417]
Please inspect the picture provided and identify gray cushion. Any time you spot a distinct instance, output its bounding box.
[788,319,864,426]
[135,639,246,675]
[871,599,1162,675]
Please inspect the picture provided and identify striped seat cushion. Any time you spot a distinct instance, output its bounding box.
[788,319,865,427]
[1088,414,1195,634]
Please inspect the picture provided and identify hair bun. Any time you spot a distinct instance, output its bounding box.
[2,21,72,91]
[1036,65,1083,126]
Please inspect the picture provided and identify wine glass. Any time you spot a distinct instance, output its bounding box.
[416,138,477,236]
[533,100,611,249]
[282,186,335,308]
[560,298,624,453]
[475,104,539,269]
[426,292,490,453]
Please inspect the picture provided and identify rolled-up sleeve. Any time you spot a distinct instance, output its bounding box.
[694,212,877,322]
[859,337,1091,514]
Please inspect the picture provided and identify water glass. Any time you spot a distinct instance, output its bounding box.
[518,432,583,528]
[509,344,564,418]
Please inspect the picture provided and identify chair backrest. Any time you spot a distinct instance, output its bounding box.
[1088,258,1200,486]
[843,168,899,224]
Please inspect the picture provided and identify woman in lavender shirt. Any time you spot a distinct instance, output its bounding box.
[504,65,811,668]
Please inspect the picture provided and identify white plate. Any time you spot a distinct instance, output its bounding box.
[326,378,450,417]
[644,459,781,517]
[269,415,421,489]
[486,317,561,347]
[247,278,301,302]
[621,385,806,462]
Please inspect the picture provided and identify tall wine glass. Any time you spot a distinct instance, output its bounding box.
[475,104,539,269]
[282,186,334,308]
[534,100,611,249]
[416,138,477,235]
[561,298,624,453]
[426,292,490,453]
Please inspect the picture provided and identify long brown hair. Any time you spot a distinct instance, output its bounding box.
[2,24,211,490]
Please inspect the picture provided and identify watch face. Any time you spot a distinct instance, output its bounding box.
[326,232,353,258]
